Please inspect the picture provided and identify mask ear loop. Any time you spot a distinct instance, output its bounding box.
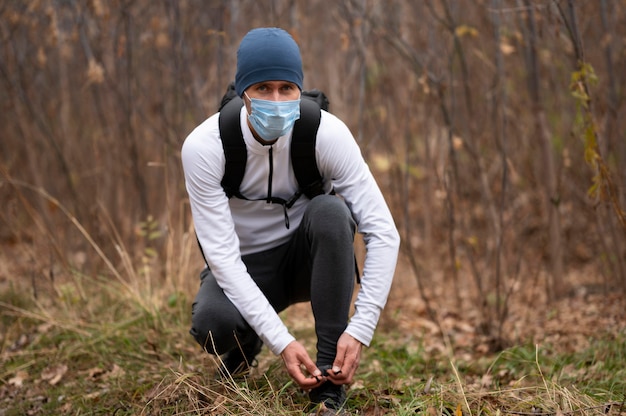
[243,92,252,116]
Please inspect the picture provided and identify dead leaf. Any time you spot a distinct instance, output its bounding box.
[86,58,105,85]
[88,366,106,378]
[453,135,464,150]
[41,364,68,385]
[455,24,478,38]
[371,153,391,173]
[8,370,28,387]
[103,364,125,379]
[84,391,102,399]
[9,334,29,351]
[481,373,493,388]
[500,42,516,55]
[349,380,365,390]
[423,376,433,394]
[36,323,54,334]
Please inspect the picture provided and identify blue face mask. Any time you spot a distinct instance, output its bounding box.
[245,93,301,141]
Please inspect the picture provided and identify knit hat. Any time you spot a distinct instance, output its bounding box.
[235,28,303,97]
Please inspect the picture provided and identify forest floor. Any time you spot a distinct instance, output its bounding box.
[382,258,626,361]
[0,241,625,415]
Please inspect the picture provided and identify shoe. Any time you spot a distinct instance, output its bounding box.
[309,380,347,414]
[217,337,263,379]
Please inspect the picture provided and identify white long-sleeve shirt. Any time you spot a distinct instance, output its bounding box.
[181,105,400,355]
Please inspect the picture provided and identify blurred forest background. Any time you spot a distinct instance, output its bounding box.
[1,0,625,351]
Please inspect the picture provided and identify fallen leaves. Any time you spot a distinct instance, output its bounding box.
[385,262,626,359]
[5,362,124,391]
[8,370,28,387]
[86,363,126,380]
[41,364,68,386]
[2,361,129,415]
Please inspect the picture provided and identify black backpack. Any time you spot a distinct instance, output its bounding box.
[214,83,361,281]
[217,82,331,228]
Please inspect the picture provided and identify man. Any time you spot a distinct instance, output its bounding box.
[182,27,400,414]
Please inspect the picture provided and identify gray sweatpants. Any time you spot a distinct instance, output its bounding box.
[189,195,356,366]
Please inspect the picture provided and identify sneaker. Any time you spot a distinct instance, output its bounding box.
[309,380,347,415]
[217,337,263,379]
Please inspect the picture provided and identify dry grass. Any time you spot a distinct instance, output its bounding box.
[0,186,624,415]
[2,259,625,414]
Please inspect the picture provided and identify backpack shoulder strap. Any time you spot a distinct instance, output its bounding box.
[218,96,247,199]
[291,98,324,199]
[218,90,326,200]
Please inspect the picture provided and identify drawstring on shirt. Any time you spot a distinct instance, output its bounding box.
[267,147,274,204]
[224,144,305,229]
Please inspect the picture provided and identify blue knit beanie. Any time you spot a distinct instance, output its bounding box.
[235,28,303,97]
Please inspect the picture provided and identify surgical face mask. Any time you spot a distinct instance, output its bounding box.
[245,93,301,141]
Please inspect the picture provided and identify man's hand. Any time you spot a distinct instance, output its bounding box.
[326,332,363,385]
[280,340,325,389]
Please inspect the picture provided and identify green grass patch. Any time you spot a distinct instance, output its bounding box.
[1,276,624,415]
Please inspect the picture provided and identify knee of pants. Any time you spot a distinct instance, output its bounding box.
[304,195,356,241]
[189,301,245,355]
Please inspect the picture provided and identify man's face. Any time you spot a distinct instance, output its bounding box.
[244,80,300,112]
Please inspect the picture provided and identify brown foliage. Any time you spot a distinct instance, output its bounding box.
[1,0,625,347]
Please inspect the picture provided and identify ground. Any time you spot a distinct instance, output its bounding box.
[0,241,625,414]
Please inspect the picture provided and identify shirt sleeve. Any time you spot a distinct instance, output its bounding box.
[315,111,401,347]
[181,115,296,355]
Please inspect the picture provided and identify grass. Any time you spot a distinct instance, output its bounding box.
[0,189,624,414]
[1,269,624,415]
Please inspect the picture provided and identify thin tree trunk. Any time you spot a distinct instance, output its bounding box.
[599,0,626,291]
[121,5,148,219]
[491,0,510,344]
[559,0,626,292]
[522,0,564,299]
